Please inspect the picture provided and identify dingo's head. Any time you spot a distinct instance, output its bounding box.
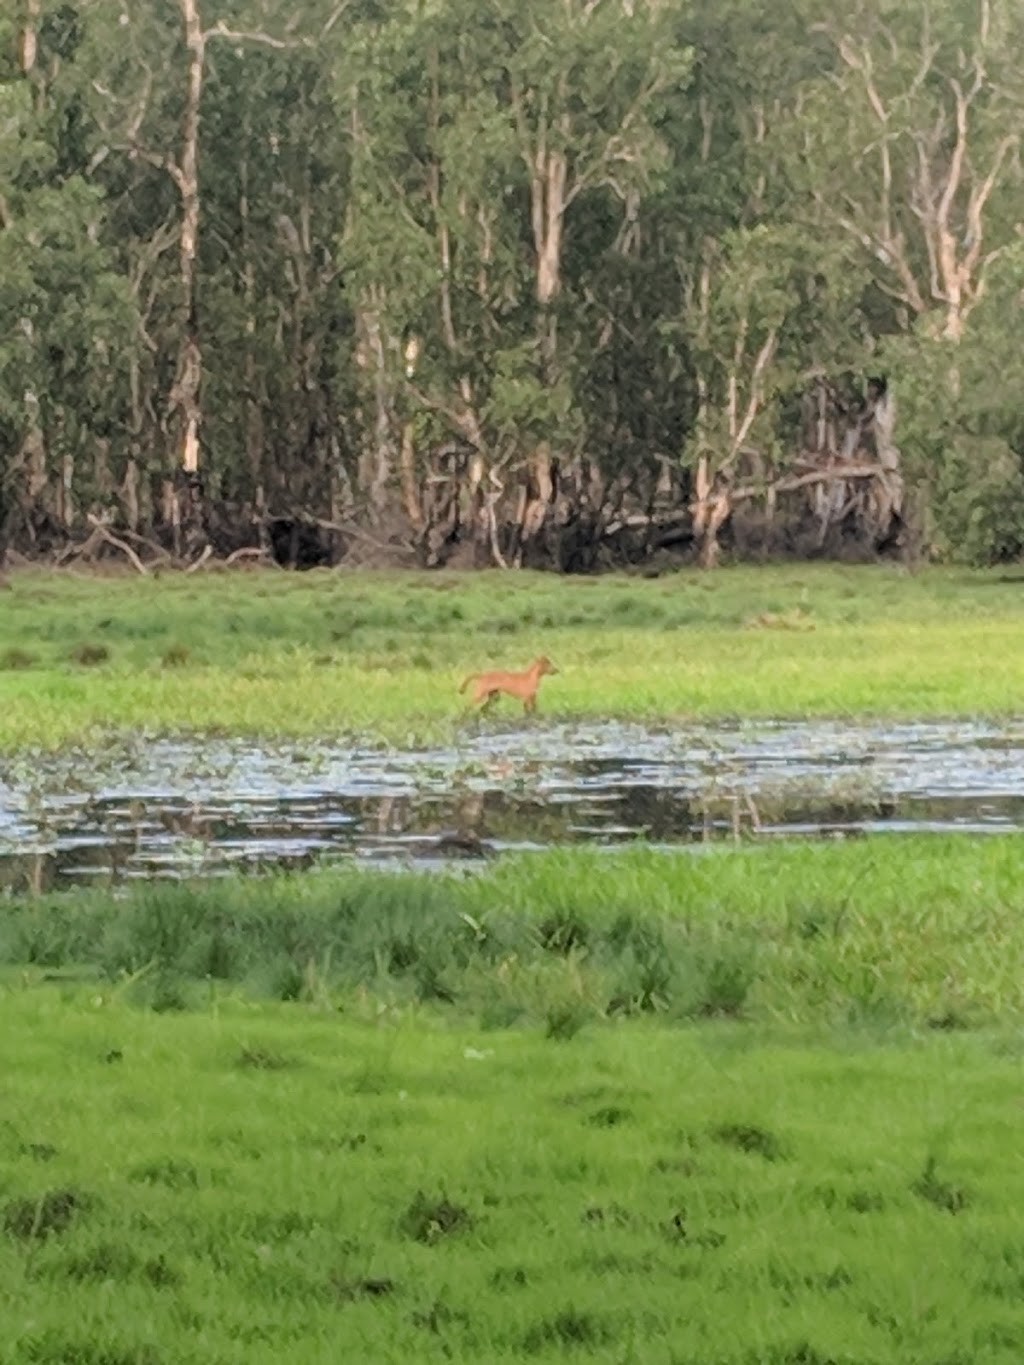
[535,656,559,677]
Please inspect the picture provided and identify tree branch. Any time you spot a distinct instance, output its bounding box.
[935,78,969,235]
[964,134,1017,276]
[722,331,778,473]
[85,516,149,575]
[204,20,308,49]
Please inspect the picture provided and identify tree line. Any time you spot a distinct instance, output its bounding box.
[2,0,1023,570]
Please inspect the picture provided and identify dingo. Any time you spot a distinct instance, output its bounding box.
[459,656,559,714]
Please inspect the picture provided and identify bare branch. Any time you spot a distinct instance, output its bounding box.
[85,516,149,576]
[730,462,898,504]
[184,544,214,573]
[723,331,778,472]
[204,20,307,49]
[935,79,969,234]
[120,144,188,196]
[321,2,352,37]
[850,45,898,243]
[963,134,1017,275]
[832,206,926,312]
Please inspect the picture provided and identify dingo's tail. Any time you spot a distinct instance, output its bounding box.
[458,673,478,694]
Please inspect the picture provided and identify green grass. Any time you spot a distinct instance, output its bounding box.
[4,837,1024,1031]
[4,987,1024,1363]
[5,840,1024,1360]
[1,563,1024,748]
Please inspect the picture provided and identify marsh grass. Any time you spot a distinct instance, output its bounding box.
[4,566,1024,1359]
[2,564,1024,748]
[4,837,1024,1030]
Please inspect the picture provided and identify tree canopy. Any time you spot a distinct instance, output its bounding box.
[2,0,1022,567]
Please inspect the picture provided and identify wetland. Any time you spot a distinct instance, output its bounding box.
[5,565,1024,1365]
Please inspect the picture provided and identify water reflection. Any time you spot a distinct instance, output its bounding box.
[1,719,1023,889]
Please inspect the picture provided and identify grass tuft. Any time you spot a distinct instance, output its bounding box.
[236,1045,292,1071]
[4,1188,89,1241]
[0,646,37,670]
[911,1156,970,1214]
[69,641,110,667]
[522,1307,612,1353]
[398,1192,473,1245]
[712,1123,787,1162]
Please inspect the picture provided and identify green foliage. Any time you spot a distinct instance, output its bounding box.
[932,437,1024,566]
[684,225,865,471]
[486,345,581,448]
[1,0,1023,562]
[0,89,136,443]
[881,246,1024,564]
[337,0,692,467]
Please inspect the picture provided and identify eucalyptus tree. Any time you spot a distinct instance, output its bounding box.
[0,4,136,553]
[196,19,351,526]
[4,0,1020,568]
[785,0,1024,560]
[647,0,871,564]
[793,0,1023,344]
[338,0,692,563]
[72,0,332,549]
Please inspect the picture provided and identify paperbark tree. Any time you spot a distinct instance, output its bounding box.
[0,14,137,552]
[793,0,1023,343]
[340,0,690,560]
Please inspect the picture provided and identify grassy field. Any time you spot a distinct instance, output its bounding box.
[1,562,1024,748]
[5,986,1024,1365]
[3,840,1024,1361]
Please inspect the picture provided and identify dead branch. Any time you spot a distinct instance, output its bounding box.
[224,545,272,566]
[297,513,416,556]
[729,461,896,504]
[204,20,308,48]
[117,529,174,563]
[56,527,102,566]
[606,460,899,538]
[184,543,213,573]
[85,515,150,575]
[321,3,353,37]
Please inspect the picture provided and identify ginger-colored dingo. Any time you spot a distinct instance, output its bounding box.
[459,656,559,714]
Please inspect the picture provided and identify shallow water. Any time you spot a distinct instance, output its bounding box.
[1,719,1023,890]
